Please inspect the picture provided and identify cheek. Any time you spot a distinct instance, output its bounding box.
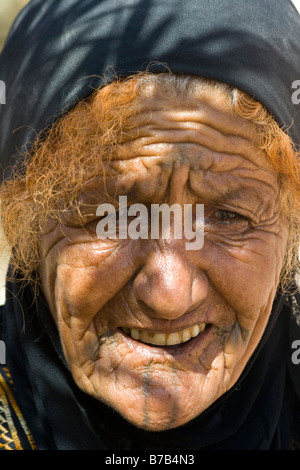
[41,239,138,323]
[204,229,288,327]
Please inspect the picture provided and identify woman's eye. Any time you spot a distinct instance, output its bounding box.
[210,209,249,226]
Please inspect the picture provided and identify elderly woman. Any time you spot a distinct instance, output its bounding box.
[0,0,299,451]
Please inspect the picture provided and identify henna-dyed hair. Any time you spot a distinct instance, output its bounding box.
[0,73,299,290]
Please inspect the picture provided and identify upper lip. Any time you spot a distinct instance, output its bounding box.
[120,302,214,333]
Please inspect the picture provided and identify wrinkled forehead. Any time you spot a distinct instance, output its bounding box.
[110,76,268,168]
[125,76,251,135]
[83,77,277,207]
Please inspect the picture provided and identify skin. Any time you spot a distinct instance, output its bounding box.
[39,83,289,431]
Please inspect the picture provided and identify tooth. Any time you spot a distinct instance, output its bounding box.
[182,329,192,342]
[191,324,200,337]
[148,333,167,345]
[166,332,181,345]
[139,331,148,343]
[123,323,207,346]
[130,328,140,340]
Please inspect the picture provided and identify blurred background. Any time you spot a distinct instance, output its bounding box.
[0,0,30,50]
[0,0,299,304]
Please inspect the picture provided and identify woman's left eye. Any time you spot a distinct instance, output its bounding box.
[210,209,248,225]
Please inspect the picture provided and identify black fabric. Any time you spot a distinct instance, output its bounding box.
[0,0,299,181]
[1,279,300,450]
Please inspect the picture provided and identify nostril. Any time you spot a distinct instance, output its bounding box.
[129,266,143,286]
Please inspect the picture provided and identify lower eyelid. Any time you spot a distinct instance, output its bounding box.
[206,210,246,220]
[204,214,250,231]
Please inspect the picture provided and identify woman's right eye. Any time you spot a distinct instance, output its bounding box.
[207,208,250,231]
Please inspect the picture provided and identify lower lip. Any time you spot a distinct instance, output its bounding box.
[117,324,215,358]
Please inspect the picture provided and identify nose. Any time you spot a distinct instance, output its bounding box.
[133,243,208,320]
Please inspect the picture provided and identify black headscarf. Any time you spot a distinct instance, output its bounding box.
[0,0,299,180]
[0,0,300,450]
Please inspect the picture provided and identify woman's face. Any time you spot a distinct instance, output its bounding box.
[39,84,289,431]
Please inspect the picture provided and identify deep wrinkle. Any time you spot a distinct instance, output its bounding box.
[142,361,180,429]
[168,362,180,428]
[142,360,152,429]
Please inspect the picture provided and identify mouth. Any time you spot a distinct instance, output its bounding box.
[121,322,209,346]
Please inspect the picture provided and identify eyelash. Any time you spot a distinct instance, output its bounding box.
[209,209,249,225]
